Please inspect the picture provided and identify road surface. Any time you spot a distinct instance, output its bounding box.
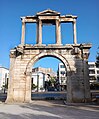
[0,100,99,119]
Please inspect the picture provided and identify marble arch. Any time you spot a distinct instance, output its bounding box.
[6,9,92,103]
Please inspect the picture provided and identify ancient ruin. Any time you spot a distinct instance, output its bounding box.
[6,9,92,103]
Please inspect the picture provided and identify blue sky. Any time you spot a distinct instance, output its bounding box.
[0,0,99,72]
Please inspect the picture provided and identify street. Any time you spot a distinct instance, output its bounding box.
[0,90,99,102]
[0,100,99,119]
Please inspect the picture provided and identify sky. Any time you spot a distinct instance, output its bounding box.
[0,0,99,72]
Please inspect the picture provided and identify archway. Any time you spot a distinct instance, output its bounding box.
[25,51,71,75]
[6,9,91,103]
[21,51,73,102]
[24,52,71,101]
[31,56,68,100]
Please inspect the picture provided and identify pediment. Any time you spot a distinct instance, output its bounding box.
[36,9,60,16]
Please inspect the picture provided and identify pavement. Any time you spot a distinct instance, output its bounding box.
[0,100,99,119]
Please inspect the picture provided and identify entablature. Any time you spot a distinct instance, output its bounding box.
[20,9,78,45]
[21,15,77,23]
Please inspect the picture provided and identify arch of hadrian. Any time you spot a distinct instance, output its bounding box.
[6,9,92,103]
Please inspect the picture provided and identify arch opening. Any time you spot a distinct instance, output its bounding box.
[61,23,73,44]
[30,55,68,100]
[42,25,56,44]
[25,23,36,44]
[25,52,71,100]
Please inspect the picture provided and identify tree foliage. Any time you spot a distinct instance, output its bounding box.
[31,84,37,90]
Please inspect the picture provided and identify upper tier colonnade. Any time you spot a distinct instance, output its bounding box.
[21,9,77,45]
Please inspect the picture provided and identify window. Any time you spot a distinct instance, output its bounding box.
[89,76,96,80]
[97,77,99,81]
[89,65,95,68]
[97,71,99,74]
[89,70,95,74]
[60,65,65,68]
[60,71,65,75]
[61,77,65,80]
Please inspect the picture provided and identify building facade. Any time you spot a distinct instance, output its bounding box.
[58,62,99,86]
[32,71,45,92]
[58,63,67,90]
[32,67,56,77]
[32,67,56,92]
[0,67,9,90]
[88,62,99,83]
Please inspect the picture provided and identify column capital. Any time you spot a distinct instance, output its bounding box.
[73,18,76,23]
[21,17,26,23]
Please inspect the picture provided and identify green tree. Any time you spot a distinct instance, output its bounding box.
[50,77,56,84]
[31,84,37,90]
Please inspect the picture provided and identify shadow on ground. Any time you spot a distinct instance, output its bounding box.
[0,100,99,119]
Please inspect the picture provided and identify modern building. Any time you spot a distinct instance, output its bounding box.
[57,62,99,86]
[57,63,67,90]
[31,71,45,92]
[0,67,9,90]
[32,67,56,77]
[32,67,56,92]
[88,62,99,83]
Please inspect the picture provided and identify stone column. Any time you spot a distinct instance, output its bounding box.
[36,19,42,44]
[36,22,39,44]
[21,21,25,45]
[56,19,61,44]
[73,19,77,44]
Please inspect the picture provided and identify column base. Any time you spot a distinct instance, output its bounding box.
[6,97,31,103]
